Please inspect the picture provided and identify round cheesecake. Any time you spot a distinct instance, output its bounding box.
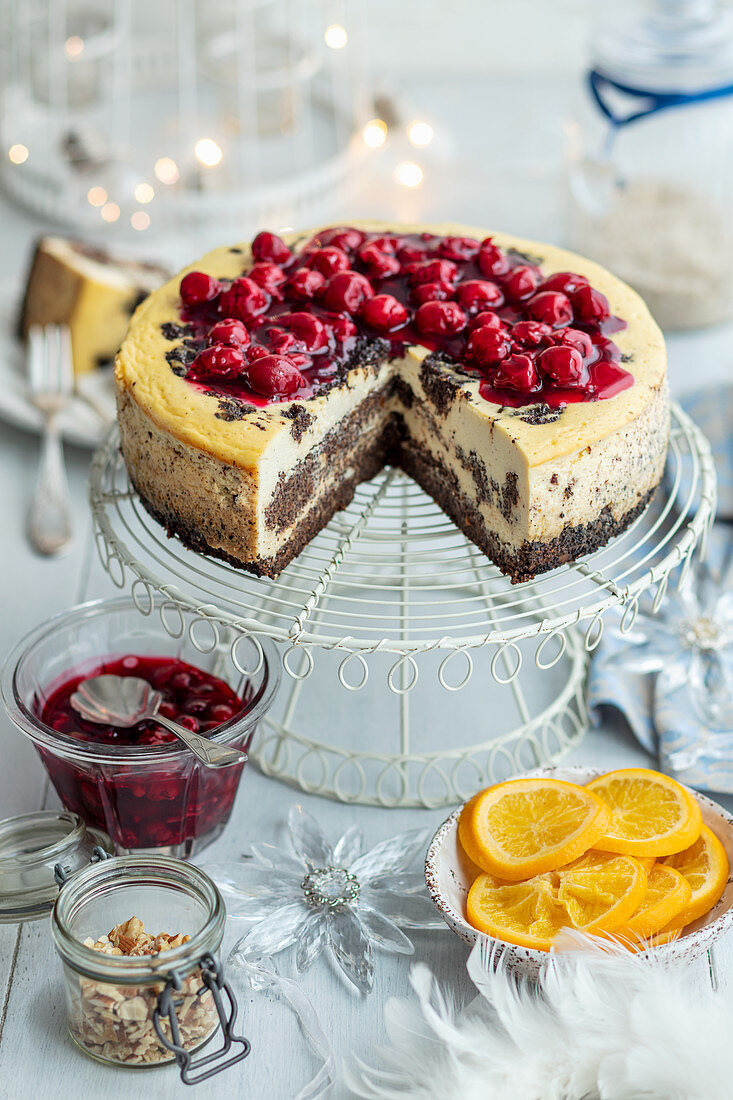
[115,221,668,582]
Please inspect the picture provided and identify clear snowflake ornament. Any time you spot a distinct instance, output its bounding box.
[216,806,444,993]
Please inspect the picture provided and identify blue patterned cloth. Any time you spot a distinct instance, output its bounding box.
[587,388,733,793]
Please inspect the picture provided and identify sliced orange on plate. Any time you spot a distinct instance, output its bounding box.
[623,863,691,937]
[662,823,729,926]
[466,850,647,951]
[587,768,702,857]
[458,778,610,882]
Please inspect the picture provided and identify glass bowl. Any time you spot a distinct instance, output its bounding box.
[2,597,280,859]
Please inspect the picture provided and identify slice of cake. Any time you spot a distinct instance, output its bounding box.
[19,237,169,375]
[115,222,668,583]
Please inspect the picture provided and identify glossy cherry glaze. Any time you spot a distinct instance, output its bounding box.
[174,228,632,409]
[35,655,252,852]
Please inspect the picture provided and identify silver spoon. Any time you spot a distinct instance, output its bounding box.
[70,675,246,769]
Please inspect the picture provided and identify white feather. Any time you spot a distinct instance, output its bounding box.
[345,934,733,1100]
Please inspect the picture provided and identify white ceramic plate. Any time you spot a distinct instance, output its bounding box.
[0,278,115,449]
[425,765,733,978]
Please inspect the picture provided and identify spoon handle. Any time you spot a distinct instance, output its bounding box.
[153,715,247,768]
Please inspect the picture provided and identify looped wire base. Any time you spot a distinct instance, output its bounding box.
[89,403,716,807]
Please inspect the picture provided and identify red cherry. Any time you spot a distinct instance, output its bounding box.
[218,277,268,322]
[572,284,610,322]
[317,227,366,251]
[267,327,299,354]
[322,271,374,313]
[307,247,351,277]
[368,235,400,254]
[397,243,423,264]
[359,294,409,332]
[247,354,305,397]
[252,231,291,264]
[511,320,554,348]
[466,325,511,366]
[493,353,539,392]
[436,236,481,261]
[246,345,270,363]
[455,279,504,313]
[285,268,326,301]
[477,243,510,278]
[409,259,459,286]
[208,319,250,348]
[539,345,584,386]
[557,327,593,358]
[469,310,505,331]
[180,271,221,306]
[526,290,573,326]
[415,300,466,336]
[325,313,358,341]
[411,281,454,306]
[541,271,589,296]
[357,243,401,279]
[278,311,329,351]
[249,262,286,293]
[190,343,245,379]
[502,265,541,301]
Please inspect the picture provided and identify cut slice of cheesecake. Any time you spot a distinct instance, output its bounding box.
[19,237,169,375]
[115,221,668,583]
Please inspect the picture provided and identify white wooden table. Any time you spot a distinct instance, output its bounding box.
[2,74,733,1099]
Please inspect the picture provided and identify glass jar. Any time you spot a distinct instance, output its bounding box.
[51,853,248,1078]
[2,597,280,858]
[567,0,733,329]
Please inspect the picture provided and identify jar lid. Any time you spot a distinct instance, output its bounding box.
[593,0,733,94]
[0,810,112,923]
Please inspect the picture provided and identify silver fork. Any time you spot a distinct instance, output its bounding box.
[26,324,75,555]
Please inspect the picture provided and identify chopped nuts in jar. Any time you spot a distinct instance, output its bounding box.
[67,916,218,1066]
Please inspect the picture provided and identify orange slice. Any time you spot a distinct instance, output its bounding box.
[466,851,647,951]
[587,769,702,856]
[636,856,656,873]
[624,864,691,936]
[662,824,729,926]
[458,778,610,882]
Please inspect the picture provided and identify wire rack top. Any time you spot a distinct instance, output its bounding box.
[90,403,715,655]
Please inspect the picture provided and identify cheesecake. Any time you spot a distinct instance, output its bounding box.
[20,237,168,375]
[115,222,668,583]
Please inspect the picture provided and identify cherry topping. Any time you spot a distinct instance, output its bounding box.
[572,284,611,322]
[307,247,351,278]
[252,230,291,264]
[278,311,329,351]
[502,265,541,301]
[267,328,298,354]
[285,268,326,301]
[436,236,481,261]
[208,319,250,348]
[249,262,287,293]
[180,271,221,306]
[357,243,401,280]
[322,271,374,313]
[511,321,554,348]
[415,300,466,336]
[410,281,454,306]
[455,279,504,313]
[539,345,584,386]
[541,271,589,296]
[219,277,268,322]
[247,354,305,397]
[470,309,505,331]
[409,259,459,286]
[359,294,409,332]
[477,243,510,278]
[396,244,423,264]
[493,353,539,392]
[191,343,245,379]
[526,290,573,327]
[557,327,594,358]
[317,227,366,251]
[368,235,400,254]
[325,313,358,341]
[467,325,511,366]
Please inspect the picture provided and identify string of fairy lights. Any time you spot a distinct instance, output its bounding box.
[5,17,434,231]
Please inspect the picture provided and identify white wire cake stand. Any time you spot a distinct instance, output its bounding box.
[89,403,716,808]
